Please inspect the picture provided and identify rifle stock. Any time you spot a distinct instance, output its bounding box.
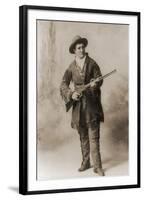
[66,99,74,112]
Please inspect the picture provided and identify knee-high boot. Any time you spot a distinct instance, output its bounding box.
[78,127,90,171]
[89,125,104,176]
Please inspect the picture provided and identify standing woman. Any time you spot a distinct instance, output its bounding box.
[60,35,105,176]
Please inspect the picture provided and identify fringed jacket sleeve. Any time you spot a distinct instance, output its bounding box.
[60,68,73,104]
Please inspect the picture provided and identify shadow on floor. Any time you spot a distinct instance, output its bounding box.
[8,186,19,193]
[102,154,128,172]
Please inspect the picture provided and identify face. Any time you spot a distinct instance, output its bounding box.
[74,43,86,59]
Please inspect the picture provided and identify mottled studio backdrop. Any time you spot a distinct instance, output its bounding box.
[37,20,128,179]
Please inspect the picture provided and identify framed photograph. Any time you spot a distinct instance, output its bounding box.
[19,5,140,195]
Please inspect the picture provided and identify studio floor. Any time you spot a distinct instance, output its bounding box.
[37,134,128,180]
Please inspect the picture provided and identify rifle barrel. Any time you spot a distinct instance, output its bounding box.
[99,69,116,81]
[84,69,116,90]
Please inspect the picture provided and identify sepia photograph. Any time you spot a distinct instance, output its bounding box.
[19,5,140,194]
[37,20,128,179]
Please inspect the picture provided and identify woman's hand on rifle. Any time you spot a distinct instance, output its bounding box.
[71,91,81,101]
[90,77,101,88]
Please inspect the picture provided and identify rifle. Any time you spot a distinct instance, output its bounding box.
[65,69,116,112]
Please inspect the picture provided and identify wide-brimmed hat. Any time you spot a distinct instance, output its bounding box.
[69,35,88,54]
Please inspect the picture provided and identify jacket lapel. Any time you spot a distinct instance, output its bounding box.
[83,55,90,84]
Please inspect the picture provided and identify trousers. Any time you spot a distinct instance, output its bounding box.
[78,124,102,169]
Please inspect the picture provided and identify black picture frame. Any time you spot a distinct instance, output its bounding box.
[19,5,141,195]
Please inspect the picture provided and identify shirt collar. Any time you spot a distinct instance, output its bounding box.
[75,55,86,69]
[75,55,86,62]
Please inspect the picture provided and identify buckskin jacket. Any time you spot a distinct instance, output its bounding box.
[60,54,104,129]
